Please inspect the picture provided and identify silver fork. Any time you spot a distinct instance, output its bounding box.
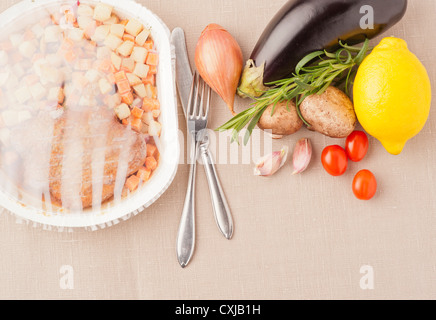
[176,72,211,268]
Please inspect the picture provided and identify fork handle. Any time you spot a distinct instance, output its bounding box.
[200,142,234,240]
[176,142,198,268]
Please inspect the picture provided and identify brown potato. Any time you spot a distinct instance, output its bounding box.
[300,86,356,138]
[258,100,303,136]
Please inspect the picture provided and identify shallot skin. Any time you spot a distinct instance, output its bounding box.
[195,24,243,115]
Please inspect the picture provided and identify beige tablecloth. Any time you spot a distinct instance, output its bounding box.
[0,0,435,300]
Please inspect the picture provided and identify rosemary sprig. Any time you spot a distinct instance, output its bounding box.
[218,39,371,145]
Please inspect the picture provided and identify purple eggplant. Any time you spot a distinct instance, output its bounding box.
[238,0,407,97]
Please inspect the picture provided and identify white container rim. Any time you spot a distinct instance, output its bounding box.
[0,0,180,229]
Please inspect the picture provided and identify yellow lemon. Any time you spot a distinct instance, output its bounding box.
[353,37,432,155]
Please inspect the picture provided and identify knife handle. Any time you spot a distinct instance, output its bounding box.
[176,142,198,268]
[199,141,234,240]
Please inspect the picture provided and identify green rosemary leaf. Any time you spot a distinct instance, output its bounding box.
[324,50,337,59]
[336,48,353,64]
[345,66,354,96]
[295,79,316,91]
[244,109,265,145]
[354,38,370,65]
[295,50,324,74]
[339,40,364,52]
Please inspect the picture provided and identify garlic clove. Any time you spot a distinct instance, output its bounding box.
[292,138,312,175]
[254,146,289,177]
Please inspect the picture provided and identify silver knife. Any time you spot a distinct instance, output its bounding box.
[171,28,234,242]
[172,27,193,116]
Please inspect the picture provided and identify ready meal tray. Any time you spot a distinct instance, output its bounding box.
[0,0,179,229]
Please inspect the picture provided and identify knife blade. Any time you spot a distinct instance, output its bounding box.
[171,27,193,116]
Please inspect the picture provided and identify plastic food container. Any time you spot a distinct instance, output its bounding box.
[0,0,179,229]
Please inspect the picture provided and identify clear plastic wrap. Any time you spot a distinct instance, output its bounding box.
[0,0,179,230]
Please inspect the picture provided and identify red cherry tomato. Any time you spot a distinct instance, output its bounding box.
[345,131,369,162]
[352,170,377,200]
[321,145,348,176]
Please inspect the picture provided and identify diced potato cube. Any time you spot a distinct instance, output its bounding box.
[97,46,111,59]
[141,111,153,125]
[91,25,110,43]
[115,103,131,120]
[135,29,150,46]
[152,110,161,119]
[121,58,135,73]
[133,63,149,78]
[85,69,101,83]
[84,21,97,39]
[72,72,88,89]
[0,51,8,67]
[110,24,125,38]
[18,110,32,124]
[18,41,36,59]
[104,34,123,50]
[44,26,62,43]
[40,65,62,84]
[93,3,113,22]
[126,73,141,86]
[111,52,122,70]
[125,19,143,36]
[144,84,154,99]
[68,28,84,41]
[140,123,149,134]
[31,24,45,38]
[14,86,31,104]
[131,47,148,64]
[77,4,94,17]
[99,78,113,95]
[104,16,119,25]
[29,82,47,100]
[117,40,134,57]
[133,83,147,98]
[148,120,162,137]
[78,16,94,30]
[47,87,62,101]
[33,59,46,76]
[107,94,122,109]
[46,54,63,67]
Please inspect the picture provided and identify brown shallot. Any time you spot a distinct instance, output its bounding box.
[195,24,243,115]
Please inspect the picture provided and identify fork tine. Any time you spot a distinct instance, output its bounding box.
[204,83,211,119]
[192,72,200,117]
[198,77,206,118]
[187,71,196,118]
